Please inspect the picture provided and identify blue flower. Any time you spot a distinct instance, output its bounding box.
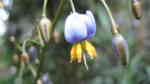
[64,10,97,65]
[64,10,96,43]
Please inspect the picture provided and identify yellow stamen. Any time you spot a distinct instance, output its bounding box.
[0,2,4,8]
[70,44,77,63]
[84,41,97,59]
[76,43,83,63]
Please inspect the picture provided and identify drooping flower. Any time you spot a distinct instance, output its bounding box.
[64,10,97,65]
[112,33,129,66]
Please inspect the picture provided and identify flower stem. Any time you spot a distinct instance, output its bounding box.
[42,0,49,17]
[100,0,118,34]
[83,55,89,70]
[22,40,28,53]
[28,64,37,78]
[18,62,25,78]
[69,0,76,12]
[50,0,66,40]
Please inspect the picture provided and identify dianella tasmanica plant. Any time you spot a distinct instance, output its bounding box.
[64,0,97,70]
[3,0,145,84]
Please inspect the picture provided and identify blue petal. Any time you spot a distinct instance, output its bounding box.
[0,8,9,21]
[85,10,96,39]
[65,13,87,43]
[2,0,13,9]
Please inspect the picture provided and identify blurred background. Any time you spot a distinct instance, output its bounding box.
[0,0,150,84]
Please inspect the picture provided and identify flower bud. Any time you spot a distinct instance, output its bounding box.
[132,0,142,19]
[9,35,16,43]
[28,46,38,63]
[39,16,52,43]
[13,54,19,64]
[20,52,29,63]
[112,34,129,66]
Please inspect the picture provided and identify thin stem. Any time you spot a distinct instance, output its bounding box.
[22,40,28,53]
[100,0,116,27]
[35,46,48,82]
[69,0,76,12]
[83,55,89,70]
[28,64,37,78]
[42,0,49,17]
[18,62,25,78]
[50,0,66,40]
[100,0,118,33]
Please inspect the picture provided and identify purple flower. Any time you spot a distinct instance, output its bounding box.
[64,10,96,43]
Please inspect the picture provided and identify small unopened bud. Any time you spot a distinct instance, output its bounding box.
[20,52,29,63]
[28,46,38,63]
[39,16,52,43]
[132,0,142,19]
[13,54,19,64]
[9,36,16,43]
[112,34,129,66]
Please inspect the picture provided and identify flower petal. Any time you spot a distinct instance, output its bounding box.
[85,10,96,39]
[70,44,77,63]
[84,41,97,59]
[76,43,83,63]
[2,0,13,9]
[0,20,6,36]
[65,13,87,43]
[0,8,9,21]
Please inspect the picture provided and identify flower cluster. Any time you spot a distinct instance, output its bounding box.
[64,10,97,63]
